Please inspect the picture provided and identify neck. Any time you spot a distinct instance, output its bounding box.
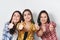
[14,22,17,25]
[41,23,46,26]
[25,21,31,24]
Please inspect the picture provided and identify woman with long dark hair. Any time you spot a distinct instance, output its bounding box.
[17,9,39,40]
[37,10,57,40]
[3,10,22,40]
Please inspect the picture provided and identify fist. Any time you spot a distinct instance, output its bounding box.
[37,29,43,37]
[18,23,23,30]
[8,23,14,29]
[49,24,54,31]
[35,23,39,30]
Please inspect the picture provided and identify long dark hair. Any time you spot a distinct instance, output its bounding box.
[37,10,50,26]
[22,9,35,24]
[9,10,22,35]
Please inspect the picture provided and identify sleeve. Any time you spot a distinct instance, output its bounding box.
[36,28,43,37]
[3,23,10,32]
[32,24,37,32]
[44,21,56,34]
[16,23,21,31]
[50,21,56,28]
[2,23,12,40]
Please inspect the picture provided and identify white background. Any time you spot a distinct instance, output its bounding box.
[0,0,60,40]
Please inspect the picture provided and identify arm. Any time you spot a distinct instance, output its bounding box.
[35,23,40,31]
[43,22,56,34]
[36,28,43,37]
[3,23,10,34]
[49,21,56,32]
[2,23,12,40]
[17,23,24,31]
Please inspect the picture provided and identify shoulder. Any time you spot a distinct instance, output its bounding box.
[31,23,35,26]
[50,21,56,25]
[4,22,10,28]
[5,22,10,25]
[50,21,56,24]
[17,22,21,25]
[49,21,56,28]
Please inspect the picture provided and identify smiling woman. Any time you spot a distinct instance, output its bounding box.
[2,10,22,40]
[17,9,39,40]
[0,0,60,40]
[37,10,58,40]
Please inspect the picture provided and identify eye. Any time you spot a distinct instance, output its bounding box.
[40,16,43,18]
[13,14,16,17]
[44,16,46,18]
[24,14,26,16]
[17,15,20,17]
[28,13,31,15]
[44,16,47,18]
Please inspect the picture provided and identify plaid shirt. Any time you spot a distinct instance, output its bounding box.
[41,22,58,40]
[2,22,18,40]
[2,22,13,40]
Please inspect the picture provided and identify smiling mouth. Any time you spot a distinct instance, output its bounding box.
[26,18,30,19]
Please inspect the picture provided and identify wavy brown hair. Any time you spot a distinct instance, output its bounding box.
[37,10,50,26]
[9,10,22,35]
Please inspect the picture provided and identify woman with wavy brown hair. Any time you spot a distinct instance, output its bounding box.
[17,9,39,40]
[37,10,58,40]
[2,10,22,40]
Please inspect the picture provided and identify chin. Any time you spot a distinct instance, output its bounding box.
[42,22,46,24]
[26,20,30,21]
[14,21,18,23]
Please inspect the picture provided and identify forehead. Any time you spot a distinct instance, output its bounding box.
[41,13,47,16]
[14,12,20,15]
[24,11,30,14]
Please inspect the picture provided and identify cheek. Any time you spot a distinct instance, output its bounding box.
[16,17,20,21]
[40,18,43,22]
[24,16,26,20]
[13,17,20,22]
[12,17,15,21]
[29,15,31,20]
[45,18,47,22]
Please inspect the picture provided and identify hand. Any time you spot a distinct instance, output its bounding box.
[8,23,14,29]
[49,24,54,31]
[18,24,23,30]
[18,21,24,30]
[35,23,40,30]
[37,29,43,37]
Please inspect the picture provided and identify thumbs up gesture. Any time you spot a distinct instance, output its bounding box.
[18,21,24,30]
[8,23,14,29]
[35,22,40,30]
[49,22,55,31]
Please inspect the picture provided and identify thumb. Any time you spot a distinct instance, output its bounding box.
[21,20,23,23]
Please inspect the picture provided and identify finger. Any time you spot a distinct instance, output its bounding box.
[21,20,23,23]
[50,24,53,28]
[35,21,38,24]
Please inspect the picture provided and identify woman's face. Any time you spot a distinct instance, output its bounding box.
[12,12,20,23]
[40,13,48,24]
[24,11,31,22]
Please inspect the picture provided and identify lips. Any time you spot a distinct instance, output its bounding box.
[42,20,45,22]
[26,17,30,19]
[14,19,18,21]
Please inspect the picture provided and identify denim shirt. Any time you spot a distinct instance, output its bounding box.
[2,22,18,40]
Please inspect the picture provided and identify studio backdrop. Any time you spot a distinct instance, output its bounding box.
[0,0,60,40]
